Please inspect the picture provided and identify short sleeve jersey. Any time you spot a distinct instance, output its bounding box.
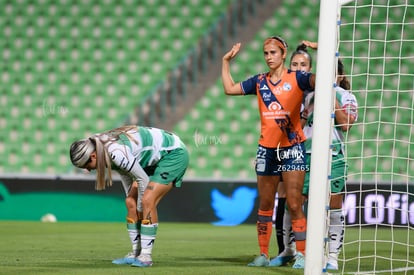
[241,69,313,148]
[303,86,358,155]
[106,126,183,184]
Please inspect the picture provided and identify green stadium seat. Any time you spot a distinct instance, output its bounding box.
[0,0,410,180]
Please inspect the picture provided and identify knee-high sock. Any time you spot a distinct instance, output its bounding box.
[140,220,158,256]
[275,198,286,254]
[283,208,296,254]
[291,217,307,255]
[328,210,344,260]
[127,217,141,256]
[257,209,273,257]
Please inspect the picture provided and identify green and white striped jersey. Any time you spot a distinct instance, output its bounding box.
[106,126,185,188]
[302,86,358,155]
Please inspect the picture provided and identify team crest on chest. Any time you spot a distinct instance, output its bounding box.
[283,82,292,92]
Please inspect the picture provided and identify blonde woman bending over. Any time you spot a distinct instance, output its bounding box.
[69,125,189,267]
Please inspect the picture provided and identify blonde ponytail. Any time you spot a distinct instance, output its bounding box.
[90,136,111,190]
[92,125,139,190]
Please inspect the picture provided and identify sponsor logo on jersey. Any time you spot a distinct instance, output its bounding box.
[268,101,282,111]
[262,91,272,101]
[262,102,290,119]
[272,86,282,95]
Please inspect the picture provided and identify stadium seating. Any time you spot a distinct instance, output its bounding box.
[173,1,413,180]
[1,1,411,181]
[174,1,323,179]
[0,0,230,174]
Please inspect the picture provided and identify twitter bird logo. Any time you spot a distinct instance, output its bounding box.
[211,186,258,226]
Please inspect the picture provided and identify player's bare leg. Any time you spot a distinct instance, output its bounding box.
[132,182,173,267]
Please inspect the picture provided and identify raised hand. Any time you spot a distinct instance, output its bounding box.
[223,43,242,61]
[302,40,318,50]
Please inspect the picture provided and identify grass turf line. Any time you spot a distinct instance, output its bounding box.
[0,221,413,274]
[0,221,296,275]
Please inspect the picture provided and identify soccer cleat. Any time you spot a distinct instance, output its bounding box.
[269,254,295,266]
[292,252,305,269]
[111,252,137,265]
[131,254,153,267]
[326,261,339,270]
[247,253,270,267]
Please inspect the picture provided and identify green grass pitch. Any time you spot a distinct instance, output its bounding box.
[0,221,412,274]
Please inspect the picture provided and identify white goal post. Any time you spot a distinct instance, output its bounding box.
[304,0,339,274]
[306,0,413,274]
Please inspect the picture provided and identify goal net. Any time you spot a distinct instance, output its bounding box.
[305,0,414,274]
[334,0,413,274]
